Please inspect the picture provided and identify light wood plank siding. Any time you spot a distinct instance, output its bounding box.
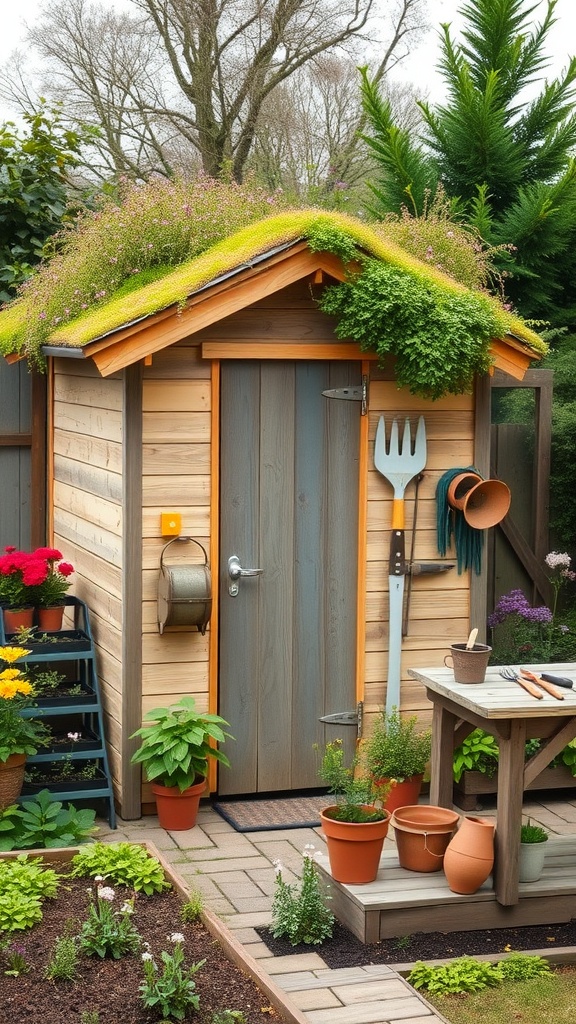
[52,359,124,805]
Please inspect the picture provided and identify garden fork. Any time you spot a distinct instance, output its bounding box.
[500,667,564,700]
[374,416,427,715]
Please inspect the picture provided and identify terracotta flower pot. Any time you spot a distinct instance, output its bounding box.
[3,607,34,633]
[320,806,390,884]
[379,774,424,815]
[390,804,460,872]
[0,752,27,810]
[37,605,65,631]
[443,815,495,893]
[151,776,206,830]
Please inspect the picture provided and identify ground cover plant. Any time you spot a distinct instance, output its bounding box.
[0,847,284,1024]
[424,965,576,1024]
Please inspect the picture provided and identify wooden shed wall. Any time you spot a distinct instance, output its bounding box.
[52,358,124,792]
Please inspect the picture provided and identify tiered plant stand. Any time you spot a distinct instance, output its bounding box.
[0,596,116,828]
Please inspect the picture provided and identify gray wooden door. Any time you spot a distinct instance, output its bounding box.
[0,361,46,549]
[218,360,361,795]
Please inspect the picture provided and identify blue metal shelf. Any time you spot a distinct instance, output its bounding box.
[1,597,116,828]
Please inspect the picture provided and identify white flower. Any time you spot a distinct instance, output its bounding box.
[273,861,283,876]
[67,731,80,741]
[97,886,115,901]
[169,932,185,944]
[141,952,154,962]
[545,551,571,569]
[120,901,134,914]
[94,875,104,882]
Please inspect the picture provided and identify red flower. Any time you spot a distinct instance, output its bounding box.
[58,563,74,577]
[33,547,63,561]
[21,560,49,586]
[3,545,16,553]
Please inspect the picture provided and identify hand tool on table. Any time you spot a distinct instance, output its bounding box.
[374,415,427,716]
[527,670,574,689]
[500,667,564,700]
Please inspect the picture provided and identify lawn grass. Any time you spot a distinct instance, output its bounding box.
[426,966,576,1024]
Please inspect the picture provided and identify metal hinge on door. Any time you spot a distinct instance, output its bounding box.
[322,375,368,415]
[319,701,364,739]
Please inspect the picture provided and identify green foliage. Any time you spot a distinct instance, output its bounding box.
[408,956,504,994]
[130,696,233,792]
[139,936,205,1021]
[520,820,548,844]
[0,103,90,302]
[317,739,387,822]
[360,0,576,326]
[0,853,59,932]
[180,893,204,923]
[211,1013,247,1024]
[499,953,551,981]
[71,842,170,895]
[317,257,498,399]
[306,222,359,264]
[452,729,499,783]
[0,937,30,976]
[1,176,289,366]
[364,708,431,782]
[0,790,98,851]
[44,928,79,981]
[79,882,141,959]
[270,845,334,946]
[80,1014,101,1024]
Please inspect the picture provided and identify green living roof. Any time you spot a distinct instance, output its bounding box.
[0,208,546,359]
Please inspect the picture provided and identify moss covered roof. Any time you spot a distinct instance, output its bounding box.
[0,209,546,360]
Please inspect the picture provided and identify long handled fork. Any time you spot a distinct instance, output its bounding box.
[374,416,427,716]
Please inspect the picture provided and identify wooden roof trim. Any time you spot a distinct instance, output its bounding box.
[73,241,311,357]
[89,248,343,376]
[201,341,377,360]
[489,337,535,380]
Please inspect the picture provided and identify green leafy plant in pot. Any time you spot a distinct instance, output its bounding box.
[130,696,233,830]
[363,707,431,814]
[519,819,548,883]
[317,739,390,884]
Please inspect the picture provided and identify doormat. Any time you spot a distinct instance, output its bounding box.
[211,794,327,832]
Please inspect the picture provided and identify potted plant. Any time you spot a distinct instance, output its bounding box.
[0,644,50,808]
[363,707,431,813]
[317,739,390,884]
[519,819,548,882]
[0,546,74,632]
[130,696,233,830]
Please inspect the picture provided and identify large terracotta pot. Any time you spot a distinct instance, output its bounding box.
[379,774,424,815]
[37,605,65,631]
[151,776,206,830]
[0,752,27,810]
[390,804,460,872]
[3,607,34,633]
[443,815,495,893]
[320,806,390,884]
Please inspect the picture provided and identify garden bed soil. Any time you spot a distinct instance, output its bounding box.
[0,846,303,1024]
[257,918,576,968]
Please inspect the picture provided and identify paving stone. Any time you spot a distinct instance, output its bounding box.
[221,911,272,928]
[227,896,272,914]
[229,927,262,944]
[164,826,215,849]
[257,952,328,974]
[241,941,273,959]
[187,854,270,871]
[331,979,415,1003]
[214,874,269,901]
[306,996,432,1023]
[289,988,343,1011]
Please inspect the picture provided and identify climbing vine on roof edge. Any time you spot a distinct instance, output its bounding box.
[306,223,502,400]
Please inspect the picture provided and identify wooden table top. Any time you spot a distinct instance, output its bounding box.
[407,664,576,719]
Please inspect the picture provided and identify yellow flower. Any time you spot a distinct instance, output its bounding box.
[0,646,31,663]
[0,668,25,681]
[0,677,33,699]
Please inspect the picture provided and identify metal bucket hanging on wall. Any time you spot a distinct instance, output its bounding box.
[157,537,212,635]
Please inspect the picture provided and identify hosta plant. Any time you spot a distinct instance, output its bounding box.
[71,841,170,894]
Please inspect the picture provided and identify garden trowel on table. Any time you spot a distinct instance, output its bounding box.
[374,416,427,716]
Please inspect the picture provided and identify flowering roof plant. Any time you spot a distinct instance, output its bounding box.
[0,546,74,609]
[0,646,49,764]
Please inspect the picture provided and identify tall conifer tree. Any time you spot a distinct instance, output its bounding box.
[361,0,576,324]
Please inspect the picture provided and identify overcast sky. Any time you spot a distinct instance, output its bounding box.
[1,0,575,109]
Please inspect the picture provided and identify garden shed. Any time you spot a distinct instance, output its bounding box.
[0,207,545,819]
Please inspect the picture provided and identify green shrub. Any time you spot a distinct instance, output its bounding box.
[499,953,551,981]
[270,846,334,946]
[0,854,60,932]
[408,957,504,994]
[71,841,170,894]
[0,790,98,850]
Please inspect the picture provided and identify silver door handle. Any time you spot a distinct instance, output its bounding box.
[228,555,263,596]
